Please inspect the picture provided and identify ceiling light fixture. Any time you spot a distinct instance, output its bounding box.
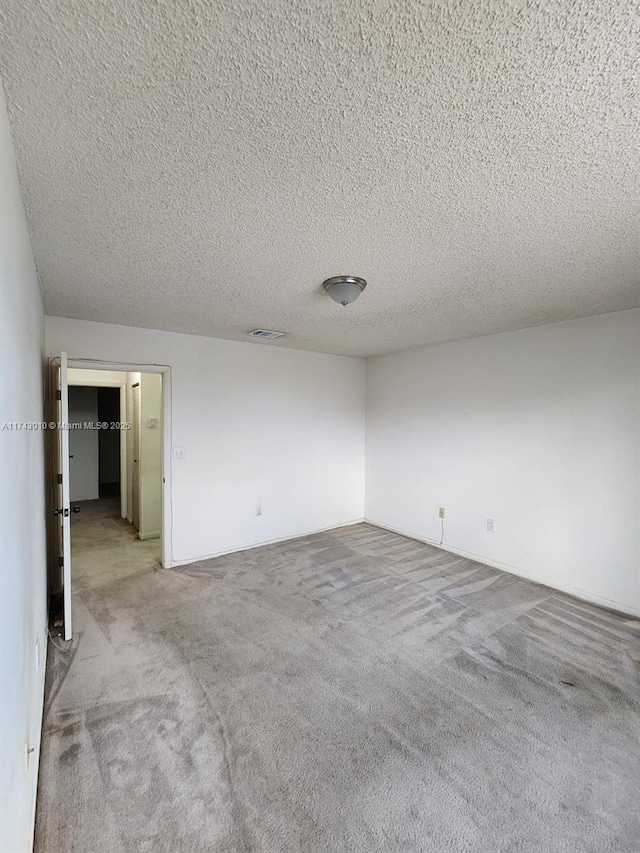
[322,275,367,306]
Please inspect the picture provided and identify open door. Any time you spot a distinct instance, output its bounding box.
[51,352,73,640]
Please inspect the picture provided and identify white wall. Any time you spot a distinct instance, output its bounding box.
[0,87,47,851]
[45,317,367,564]
[138,373,162,540]
[68,386,99,501]
[366,309,640,616]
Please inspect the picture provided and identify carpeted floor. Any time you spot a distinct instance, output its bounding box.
[68,495,160,592]
[36,520,640,852]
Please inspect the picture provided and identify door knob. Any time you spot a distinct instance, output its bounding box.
[71,506,80,514]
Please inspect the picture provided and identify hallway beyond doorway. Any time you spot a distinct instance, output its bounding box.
[71,494,160,592]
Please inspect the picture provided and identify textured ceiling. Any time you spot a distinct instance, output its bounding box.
[1,0,639,357]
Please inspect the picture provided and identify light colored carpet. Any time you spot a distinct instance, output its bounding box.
[36,520,640,852]
[68,496,160,592]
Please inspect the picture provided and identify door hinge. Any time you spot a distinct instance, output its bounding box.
[56,389,62,400]
[57,474,63,484]
[58,556,64,567]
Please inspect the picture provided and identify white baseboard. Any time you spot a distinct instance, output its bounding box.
[138,531,160,541]
[168,518,366,569]
[364,518,640,619]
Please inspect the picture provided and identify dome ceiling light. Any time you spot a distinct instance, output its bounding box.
[322,275,367,306]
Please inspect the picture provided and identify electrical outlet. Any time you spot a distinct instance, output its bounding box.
[172,446,186,459]
[487,518,495,533]
[438,507,445,519]
[256,504,262,517]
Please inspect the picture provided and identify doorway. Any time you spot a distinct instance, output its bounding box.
[68,385,122,507]
[67,369,163,582]
[48,358,170,640]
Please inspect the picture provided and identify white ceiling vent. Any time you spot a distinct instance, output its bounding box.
[248,329,285,340]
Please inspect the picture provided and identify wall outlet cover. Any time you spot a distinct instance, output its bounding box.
[438,507,445,519]
[487,518,495,533]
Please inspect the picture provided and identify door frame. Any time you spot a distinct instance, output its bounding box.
[66,359,172,569]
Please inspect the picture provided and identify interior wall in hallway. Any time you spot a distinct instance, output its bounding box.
[126,372,139,524]
[97,387,121,486]
[0,86,47,851]
[126,371,162,539]
[45,318,366,565]
[138,372,162,540]
[68,385,99,501]
[366,308,640,616]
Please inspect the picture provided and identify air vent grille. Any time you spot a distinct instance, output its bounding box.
[248,329,285,339]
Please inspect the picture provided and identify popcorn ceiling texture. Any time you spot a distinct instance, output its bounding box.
[0,0,638,357]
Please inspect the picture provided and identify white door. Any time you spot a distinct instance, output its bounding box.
[52,352,73,640]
